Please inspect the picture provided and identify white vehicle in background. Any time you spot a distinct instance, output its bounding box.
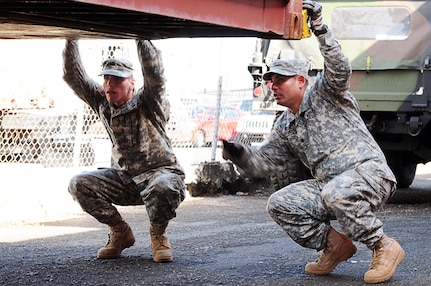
[235,99,283,146]
[235,110,277,146]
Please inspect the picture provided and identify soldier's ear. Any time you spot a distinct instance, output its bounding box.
[129,77,136,86]
[297,75,307,87]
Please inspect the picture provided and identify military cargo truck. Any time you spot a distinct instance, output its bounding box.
[247,0,431,188]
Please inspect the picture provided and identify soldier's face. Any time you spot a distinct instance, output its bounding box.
[103,75,135,107]
[269,74,304,112]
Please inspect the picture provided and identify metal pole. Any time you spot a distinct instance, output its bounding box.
[211,76,222,161]
[72,103,85,167]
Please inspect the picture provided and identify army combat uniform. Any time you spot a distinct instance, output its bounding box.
[226,28,396,251]
[63,40,186,226]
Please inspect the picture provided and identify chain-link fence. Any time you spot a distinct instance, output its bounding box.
[167,88,255,146]
[0,104,107,167]
[0,88,273,183]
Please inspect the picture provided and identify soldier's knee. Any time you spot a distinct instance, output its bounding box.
[266,192,282,217]
[145,173,185,198]
[68,173,86,198]
[321,188,343,213]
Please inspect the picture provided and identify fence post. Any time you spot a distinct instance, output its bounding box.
[72,103,85,166]
[211,76,222,161]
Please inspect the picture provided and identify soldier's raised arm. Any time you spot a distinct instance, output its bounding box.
[135,39,169,122]
[62,39,103,108]
[303,0,351,98]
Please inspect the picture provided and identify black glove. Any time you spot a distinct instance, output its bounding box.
[222,140,244,161]
[303,0,324,32]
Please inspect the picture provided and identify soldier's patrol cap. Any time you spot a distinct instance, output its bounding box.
[99,58,134,78]
[263,58,309,81]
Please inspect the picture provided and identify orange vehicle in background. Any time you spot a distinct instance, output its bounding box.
[190,106,245,147]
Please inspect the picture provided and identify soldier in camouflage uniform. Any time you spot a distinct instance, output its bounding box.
[223,1,405,284]
[63,39,186,262]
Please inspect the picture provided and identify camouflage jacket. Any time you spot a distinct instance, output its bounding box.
[232,29,396,185]
[63,40,184,183]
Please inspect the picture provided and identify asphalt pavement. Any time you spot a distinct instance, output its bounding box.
[1,164,431,285]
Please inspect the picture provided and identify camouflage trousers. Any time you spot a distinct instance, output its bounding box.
[266,167,395,250]
[68,168,186,225]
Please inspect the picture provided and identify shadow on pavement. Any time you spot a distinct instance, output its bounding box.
[388,174,431,204]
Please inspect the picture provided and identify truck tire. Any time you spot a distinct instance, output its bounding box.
[385,151,417,188]
[270,157,311,191]
[396,163,417,188]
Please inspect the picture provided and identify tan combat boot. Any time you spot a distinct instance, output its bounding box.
[97,221,135,259]
[364,235,405,284]
[305,227,357,275]
[150,223,173,262]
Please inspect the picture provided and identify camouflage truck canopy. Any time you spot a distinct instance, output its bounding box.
[265,0,431,71]
[258,0,431,113]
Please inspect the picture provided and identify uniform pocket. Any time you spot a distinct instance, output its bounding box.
[355,161,396,207]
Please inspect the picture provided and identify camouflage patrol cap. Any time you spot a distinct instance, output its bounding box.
[263,58,309,81]
[99,58,134,78]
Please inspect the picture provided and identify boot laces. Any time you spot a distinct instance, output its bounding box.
[104,233,112,246]
[105,224,125,246]
[315,248,329,264]
[369,245,384,270]
[154,233,169,248]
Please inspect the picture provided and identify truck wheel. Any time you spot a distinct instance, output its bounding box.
[385,151,417,188]
[395,163,417,188]
[270,157,311,191]
[193,130,206,148]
